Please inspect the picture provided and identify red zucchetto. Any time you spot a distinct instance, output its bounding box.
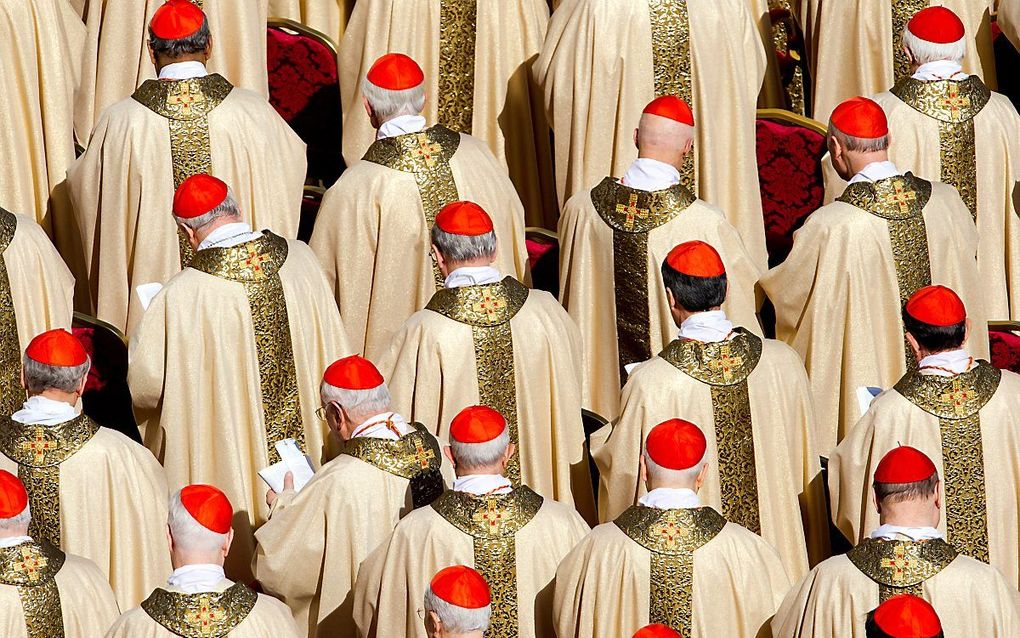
[645,419,707,471]
[173,174,228,219]
[366,53,425,91]
[874,446,937,485]
[905,285,966,327]
[150,0,205,41]
[872,594,942,638]
[0,471,28,519]
[180,484,232,534]
[830,97,889,139]
[633,624,683,638]
[450,406,506,443]
[643,96,695,126]
[665,241,726,278]
[323,355,384,390]
[908,7,966,44]
[430,565,491,609]
[26,329,88,367]
[435,201,494,236]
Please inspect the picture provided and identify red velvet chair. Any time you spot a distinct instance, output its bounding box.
[71,312,141,443]
[989,322,1020,374]
[525,226,559,298]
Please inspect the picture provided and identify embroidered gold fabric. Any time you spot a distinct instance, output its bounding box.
[141,583,258,638]
[363,125,462,289]
[432,487,543,638]
[847,538,958,601]
[647,0,696,191]
[427,277,529,485]
[895,363,1000,563]
[342,423,445,508]
[891,0,930,82]
[767,0,805,114]
[660,330,763,532]
[0,415,99,547]
[0,210,21,417]
[190,233,304,464]
[437,0,478,134]
[0,542,66,638]
[615,506,726,636]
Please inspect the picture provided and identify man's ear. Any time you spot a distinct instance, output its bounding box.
[963,318,971,347]
[639,454,648,483]
[204,35,213,60]
[695,462,709,490]
[503,443,517,467]
[443,445,456,469]
[633,127,640,149]
[222,528,234,556]
[76,370,89,397]
[147,41,157,66]
[19,369,26,392]
[165,526,175,554]
[873,488,882,516]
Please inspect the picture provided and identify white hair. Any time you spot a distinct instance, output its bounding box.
[22,356,90,394]
[450,428,510,470]
[903,27,966,65]
[643,452,706,486]
[423,586,491,633]
[0,505,30,532]
[361,79,426,123]
[431,226,497,264]
[168,490,229,553]
[320,381,392,421]
[826,123,890,153]
[173,188,242,231]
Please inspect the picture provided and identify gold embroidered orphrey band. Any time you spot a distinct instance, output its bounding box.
[437,0,478,134]
[132,74,234,267]
[591,178,696,385]
[837,173,933,370]
[426,277,529,485]
[892,0,930,83]
[342,423,446,508]
[895,362,1000,563]
[363,125,462,289]
[848,538,959,602]
[647,0,696,192]
[0,541,66,638]
[0,415,99,548]
[190,233,304,464]
[432,487,543,638]
[0,210,20,416]
[615,506,726,636]
[891,76,991,221]
[660,329,764,533]
[141,582,258,638]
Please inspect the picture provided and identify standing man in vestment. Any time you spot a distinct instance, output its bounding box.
[761,97,987,452]
[128,175,349,582]
[422,566,491,638]
[866,595,944,638]
[310,54,529,360]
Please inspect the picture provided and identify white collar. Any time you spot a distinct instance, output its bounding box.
[444,266,503,289]
[848,161,902,184]
[639,488,701,510]
[166,564,228,594]
[158,61,209,81]
[678,310,734,343]
[452,474,513,496]
[376,114,428,140]
[912,60,969,82]
[918,349,974,376]
[870,524,944,542]
[12,396,79,426]
[349,412,414,441]
[0,536,33,549]
[620,158,682,192]
[197,223,263,251]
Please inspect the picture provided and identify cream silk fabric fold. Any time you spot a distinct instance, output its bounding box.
[4,214,74,350]
[268,0,350,46]
[1002,0,1020,50]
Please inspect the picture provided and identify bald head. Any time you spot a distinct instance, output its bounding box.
[634,113,694,170]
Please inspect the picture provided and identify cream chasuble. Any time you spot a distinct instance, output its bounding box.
[107,581,301,638]
[558,179,763,420]
[0,211,74,416]
[340,0,557,227]
[0,416,171,610]
[592,330,828,579]
[128,234,350,583]
[0,542,120,638]
[829,363,1020,587]
[74,0,270,139]
[1002,0,1020,50]
[353,487,590,638]
[254,425,447,638]
[380,278,595,519]
[800,0,995,123]
[553,507,789,638]
[760,175,988,453]
[534,0,768,266]
[309,126,530,361]
[0,0,82,230]
[772,537,1020,637]
[68,75,305,336]
[268,0,351,57]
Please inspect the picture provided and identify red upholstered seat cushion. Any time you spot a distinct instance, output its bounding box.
[990,331,1020,374]
[526,235,559,297]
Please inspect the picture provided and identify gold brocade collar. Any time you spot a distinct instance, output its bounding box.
[0,415,99,468]
[0,541,64,587]
[836,173,932,221]
[189,232,288,282]
[342,423,443,480]
[659,328,762,386]
[431,487,543,539]
[362,125,461,172]
[132,74,233,121]
[141,583,258,638]
[614,506,726,556]
[590,177,696,234]
[425,277,529,327]
[0,209,15,251]
[890,76,991,124]
[847,538,958,588]
[894,361,1000,420]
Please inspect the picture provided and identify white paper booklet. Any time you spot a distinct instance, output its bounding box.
[258,439,315,494]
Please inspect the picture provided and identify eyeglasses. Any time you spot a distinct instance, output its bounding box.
[416,608,426,620]
[315,402,339,422]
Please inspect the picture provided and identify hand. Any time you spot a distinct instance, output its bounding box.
[266,472,294,508]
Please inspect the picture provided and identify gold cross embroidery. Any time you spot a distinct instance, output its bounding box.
[940,378,974,417]
[167,83,207,117]
[244,246,269,278]
[11,547,46,583]
[472,499,506,534]
[616,193,650,230]
[185,596,226,636]
[707,344,744,383]
[472,294,507,318]
[650,518,690,551]
[20,427,58,464]
[940,85,971,119]
[880,545,912,583]
[413,134,442,168]
[413,439,435,469]
[882,180,918,216]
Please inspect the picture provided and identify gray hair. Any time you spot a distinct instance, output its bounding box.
[903,27,966,65]
[148,18,211,59]
[361,78,426,123]
[173,188,242,231]
[431,226,497,264]
[168,489,229,553]
[643,452,706,486]
[450,428,510,470]
[423,586,491,633]
[873,471,941,504]
[827,123,890,153]
[0,505,30,532]
[22,355,90,394]
[320,381,392,421]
